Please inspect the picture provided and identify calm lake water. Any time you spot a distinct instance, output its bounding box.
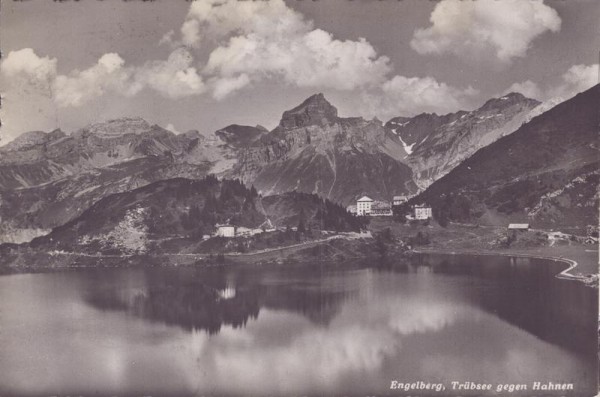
[0,255,597,396]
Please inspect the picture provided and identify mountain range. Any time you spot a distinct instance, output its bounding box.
[413,84,599,228]
[0,86,597,244]
[385,92,541,188]
[228,93,416,204]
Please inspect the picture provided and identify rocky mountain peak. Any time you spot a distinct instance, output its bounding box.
[215,124,267,147]
[479,92,540,112]
[1,129,67,152]
[2,131,48,151]
[278,93,339,130]
[79,117,152,137]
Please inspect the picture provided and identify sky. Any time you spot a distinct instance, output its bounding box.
[1,0,598,145]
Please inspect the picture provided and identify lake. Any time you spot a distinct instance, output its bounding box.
[0,254,597,396]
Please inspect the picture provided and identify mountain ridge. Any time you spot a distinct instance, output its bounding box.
[0,89,583,245]
[228,93,415,204]
[413,84,599,227]
[385,92,541,188]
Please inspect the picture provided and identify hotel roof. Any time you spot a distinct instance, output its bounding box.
[508,223,530,229]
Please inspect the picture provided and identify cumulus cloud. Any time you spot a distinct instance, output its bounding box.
[5,0,392,104]
[53,53,136,107]
[158,30,175,46]
[505,64,598,101]
[204,30,391,99]
[504,80,544,100]
[163,0,478,112]
[548,64,598,99]
[134,48,206,100]
[1,48,57,93]
[184,0,308,45]
[180,0,391,99]
[212,74,251,101]
[361,75,479,119]
[411,0,561,63]
[2,1,504,120]
[2,48,205,107]
[181,19,201,48]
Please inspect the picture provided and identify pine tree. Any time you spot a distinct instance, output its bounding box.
[297,208,306,233]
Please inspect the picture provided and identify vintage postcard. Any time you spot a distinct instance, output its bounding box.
[0,0,598,396]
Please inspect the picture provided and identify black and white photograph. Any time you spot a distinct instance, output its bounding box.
[0,0,598,396]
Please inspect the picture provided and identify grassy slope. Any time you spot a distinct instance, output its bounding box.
[368,218,598,276]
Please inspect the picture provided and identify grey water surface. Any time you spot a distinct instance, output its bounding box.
[0,254,596,396]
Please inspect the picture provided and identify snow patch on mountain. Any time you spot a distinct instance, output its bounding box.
[397,134,416,155]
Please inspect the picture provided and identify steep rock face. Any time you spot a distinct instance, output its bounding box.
[2,129,67,151]
[414,84,599,227]
[386,113,451,152]
[386,93,541,189]
[0,129,73,188]
[215,124,267,148]
[81,117,151,136]
[0,118,226,241]
[277,93,338,130]
[0,116,274,242]
[0,118,205,190]
[229,94,415,205]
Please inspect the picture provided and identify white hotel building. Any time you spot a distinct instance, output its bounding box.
[356,196,374,216]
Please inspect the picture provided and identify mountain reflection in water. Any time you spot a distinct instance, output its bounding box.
[84,255,596,355]
[84,265,355,333]
[0,255,596,396]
